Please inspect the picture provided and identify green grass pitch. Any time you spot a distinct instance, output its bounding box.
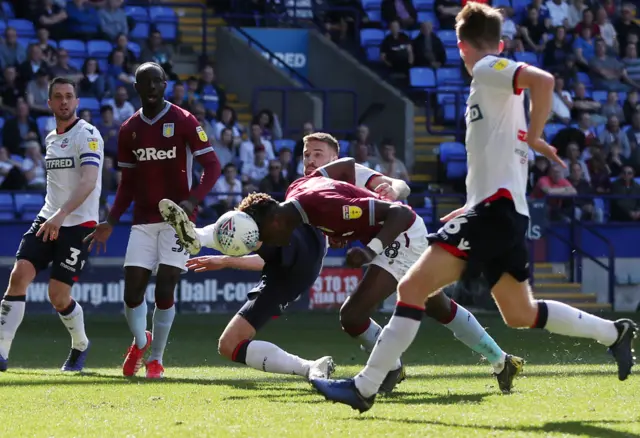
[1,312,639,437]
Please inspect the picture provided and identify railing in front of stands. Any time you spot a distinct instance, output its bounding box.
[251,87,358,137]
[231,26,314,88]
[424,89,466,140]
[127,1,208,57]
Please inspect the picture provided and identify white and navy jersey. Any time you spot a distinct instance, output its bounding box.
[40,119,104,226]
[354,163,382,190]
[465,55,530,217]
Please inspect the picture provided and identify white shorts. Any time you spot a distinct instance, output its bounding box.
[370,217,429,282]
[124,223,190,273]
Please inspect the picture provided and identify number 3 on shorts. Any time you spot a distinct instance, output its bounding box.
[65,247,81,266]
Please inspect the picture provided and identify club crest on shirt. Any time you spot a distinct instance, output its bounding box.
[490,58,508,71]
[196,126,208,142]
[163,123,175,138]
[87,137,99,151]
[342,205,362,220]
[61,138,70,149]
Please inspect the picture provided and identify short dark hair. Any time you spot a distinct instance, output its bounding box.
[455,3,503,50]
[222,163,236,172]
[48,77,77,99]
[135,62,166,81]
[100,105,113,114]
[303,132,340,155]
[237,193,278,231]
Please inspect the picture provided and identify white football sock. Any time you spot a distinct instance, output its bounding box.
[58,300,89,351]
[245,340,312,376]
[444,303,506,370]
[195,225,217,248]
[542,300,618,346]
[148,305,176,364]
[0,298,26,359]
[355,313,421,398]
[358,318,402,370]
[124,301,148,349]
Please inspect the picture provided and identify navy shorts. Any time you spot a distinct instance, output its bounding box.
[16,216,94,286]
[427,193,530,288]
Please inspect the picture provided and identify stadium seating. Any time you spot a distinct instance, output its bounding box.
[338,140,350,157]
[60,40,87,58]
[149,6,178,23]
[544,123,566,142]
[273,139,296,153]
[87,40,114,58]
[124,5,149,22]
[8,19,35,38]
[439,142,467,179]
[409,67,436,89]
[130,23,150,40]
[0,193,15,221]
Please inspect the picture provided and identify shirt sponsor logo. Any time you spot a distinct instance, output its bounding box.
[196,126,208,142]
[163,123,175,138]
[490,58,509,71]
[87,137,99,151]
[132,146,177,161]
[466,104,483,123]
[46,157,75,169]
[517,130,527,142]
[342,205,362,220]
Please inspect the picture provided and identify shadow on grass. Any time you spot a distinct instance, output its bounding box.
[348,417,640,438]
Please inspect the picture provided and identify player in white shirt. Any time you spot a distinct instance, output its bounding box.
[310,3,638,412]
[0,77,104,373]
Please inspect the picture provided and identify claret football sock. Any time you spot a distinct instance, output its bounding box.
[236,340,312,376]
[0,295,26,358]
[533,300,619,346]
[356,318,403,370]
[125,301,149,349]
[148,305,176,364]
[58,300,89,351]
[355,302,423,398]
[442,301,506,370]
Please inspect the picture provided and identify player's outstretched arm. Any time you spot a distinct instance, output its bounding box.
[316,157,356,185]
[367,173,411,201]
[186,255,265,272]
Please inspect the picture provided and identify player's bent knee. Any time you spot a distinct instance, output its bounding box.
[217,334,237,360]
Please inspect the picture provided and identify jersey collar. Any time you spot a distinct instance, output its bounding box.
[140,101,171,125]
[56,117,81,135]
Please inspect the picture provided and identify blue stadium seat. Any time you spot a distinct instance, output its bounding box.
[97,58,108,72]
[408,30,420,39]
[414,0,435,11]
[59,39,86,58]
[2,2,15,18]
[0,193,15,221]
[338,140,350,157]
[0,116,4,131]
[37,116,53,138]
[14,193,44,214]
[127,41,141,58]
[0,21,6,35]
[360,29,384,47]
[410,68,436,88]
[417,11,437,27]
[436,30,457,46]
[444,47,461,66]
[592,90,608,104]
[8,19,35,38]
[618,91,627,104]
[436,67,462,85]
[79,97,100,113]
[361,0,382,10]
[10,154,23,164]
[366,9,381,22]
[439,142,466,162]
[273,139,296,153]
[492,0,511,7]
[544,123,565,141]
[512,0,531,15]
[124,6,149,22]
[446,160,467,179]
[87,40,113,58]
[366,46,380,61]
[164,80,175,98]
[576,72,591,87]
[69,57,84,70]
[149,6,177,23]
[156,23,177,41]
[29,38,57,49]
[130,23,150,40]
[17,37,30,49]
[514,51,539,66]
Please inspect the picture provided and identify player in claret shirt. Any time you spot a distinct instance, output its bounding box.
[86,63,221,378]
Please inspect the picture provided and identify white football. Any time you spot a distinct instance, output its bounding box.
[214,211,261,256]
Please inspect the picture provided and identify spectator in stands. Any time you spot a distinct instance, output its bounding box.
[615,3,640,58]
[278,146,296,181]
[574,27,596,69]
[0,66,24,116]
[168,82,190,111]
[241,144,269,186]
[529,155,550,191]
[35,28,57,68]
[528,0,550,22]
[214,106,242,143]
[381,0,416,29]
[3,100,40,155]
[259,159,290,200]
[586,146,612,193]
[561,55,580,88]
[610,165,640,221]
[102,156,117,195]
[79,109,92,124]
[607,142,628,176]
[568,161,601,222]
[601,91,625,122]
[623,43,640,84]
[213,127,236,169]
[600,115,631,157]
[240,123,275,165]
[22,140,46,190]
[435,0,461,29]
[18,44,49,88]
[551,75,573,124]
[111,33,137,70]
[0,27,27,70]
[107,48,135,95]
[78,58,108,99]
[294,121,314,162]
[590,38,640,91]
[0,146,27,190]
[49,49,83,82]
[533,163,576,220]
[349,124,378,160]
[627,111,640,156]
[595,7,617,51]
[355,142,376,169]
[575,9,599,37]
[380,21,413,75]
[375,140,410,181]
[572,82,604,123]
[104,86,135,123]
[501,8,517,41]
[567,0,586,29]
[547,0,569,27]
[99,0,128,41]
[197,65,226,116]
[543,26,572,72]
[601,0,616,18]
[37,0,68,41]
[254,109,282,141]
[210,163,242,216]
[520,6,550,53]
[66,0,101,39]
[141,30,175,77]
[26,69,52,117]
[563,141,590,181]
[412,21,446,68]
[96,105,119,159]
